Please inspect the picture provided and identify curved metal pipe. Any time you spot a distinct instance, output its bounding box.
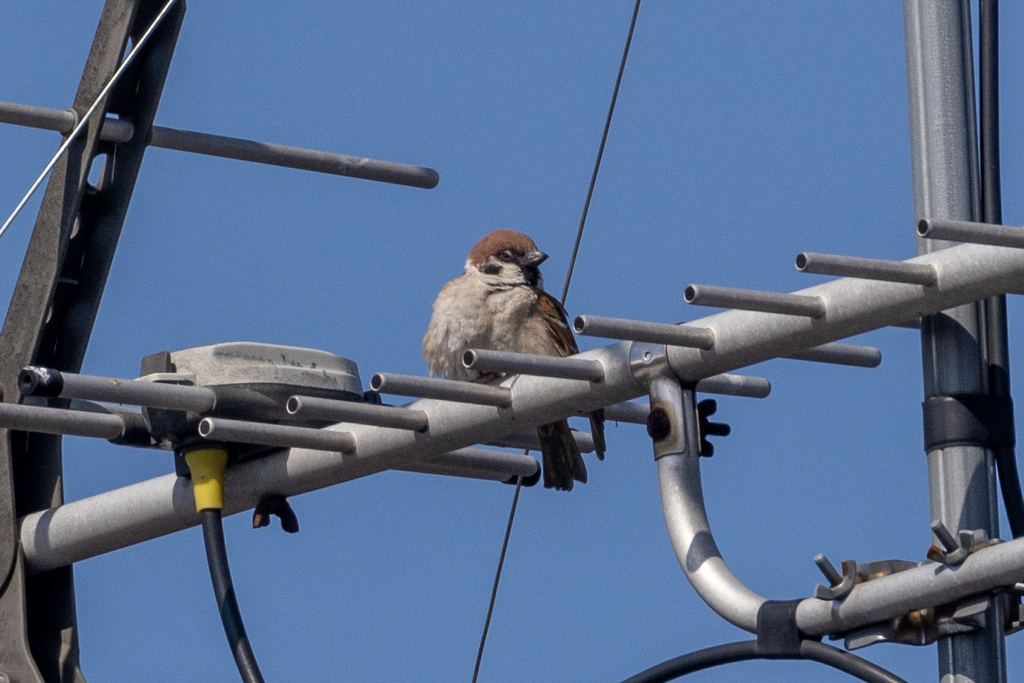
[657,454,767,632]
[650,376,766,632]
[652,372,1024,639]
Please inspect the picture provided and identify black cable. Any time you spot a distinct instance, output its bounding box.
[799,641,908,683]
[980,0,1002,227]
[471,4,641,677]
[200,508,266,683]
[978,0,1024,538]
[470,5,643,678]
[560,0,642,306]
[618,639,907,683]
[471,476,523,683]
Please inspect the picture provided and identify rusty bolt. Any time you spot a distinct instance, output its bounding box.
[814,553,843,587]
[646,406,672,442]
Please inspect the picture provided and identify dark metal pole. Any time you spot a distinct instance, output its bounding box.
[0,1,185,680]
[903,1,1005,682]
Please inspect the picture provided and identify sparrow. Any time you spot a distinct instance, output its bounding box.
[422,229,605,491]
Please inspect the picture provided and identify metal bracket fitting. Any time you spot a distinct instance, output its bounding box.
[645,372,692,459]
[629,342,670,386]
[928,521,992,565]
[813,554,857,600]
[844,594,991,650]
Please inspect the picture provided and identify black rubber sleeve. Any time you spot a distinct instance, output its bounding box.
[618,639,907,683]
[200,508,266,683]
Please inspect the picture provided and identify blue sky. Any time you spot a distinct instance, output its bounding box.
[3,2,1024,681]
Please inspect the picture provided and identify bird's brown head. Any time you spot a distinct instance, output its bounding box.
[466,229,549,288]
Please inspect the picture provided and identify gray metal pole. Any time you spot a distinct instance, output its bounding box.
[903,2,1005,681]
[0,100,440,189]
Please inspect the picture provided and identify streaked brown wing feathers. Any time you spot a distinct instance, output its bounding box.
[537,290,578,357]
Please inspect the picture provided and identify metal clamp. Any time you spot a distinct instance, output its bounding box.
[928,521,992,565]
[813,554,857,600]
[845,593,990,650]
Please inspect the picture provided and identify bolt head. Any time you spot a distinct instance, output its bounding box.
[646,407,672,442]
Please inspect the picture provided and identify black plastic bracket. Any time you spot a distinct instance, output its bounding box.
[252,494,299,533]
[923,394,1015,452]
[756,600,804,656]
[140,350,176,376]
[696,399,731,457]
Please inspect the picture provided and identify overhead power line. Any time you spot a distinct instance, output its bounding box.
[472,3,644,681]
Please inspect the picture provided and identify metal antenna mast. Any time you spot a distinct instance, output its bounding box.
[905,1,1008,680]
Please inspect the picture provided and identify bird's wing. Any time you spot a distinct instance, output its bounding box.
[537,290,607,460]
[536,290,579,357]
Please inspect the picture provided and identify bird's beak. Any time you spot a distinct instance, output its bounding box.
[522,250,549,267]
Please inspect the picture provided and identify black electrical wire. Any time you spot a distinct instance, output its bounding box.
[470,476,523,683]
[560,0,642,306]
[200,509,266,683]
[978,0,1024,538]
[618,639,908,683]
[471,5,643,679]
[980,0,1002,226]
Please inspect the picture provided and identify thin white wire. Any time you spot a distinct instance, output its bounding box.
[0,0,179,242]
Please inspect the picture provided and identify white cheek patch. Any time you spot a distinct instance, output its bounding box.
[467,258,527,285]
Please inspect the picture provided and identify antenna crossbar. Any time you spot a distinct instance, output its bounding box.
[0,99,439,189]
[15,236,1024,579]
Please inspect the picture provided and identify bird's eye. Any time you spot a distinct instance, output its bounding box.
[498,250,514,262]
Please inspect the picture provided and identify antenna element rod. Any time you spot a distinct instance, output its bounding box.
[685,285,825,318]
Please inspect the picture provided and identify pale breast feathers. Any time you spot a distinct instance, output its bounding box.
[423,275,492,379]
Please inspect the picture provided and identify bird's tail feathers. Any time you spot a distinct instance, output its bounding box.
[589,408,606,461]
[538,420,587,491]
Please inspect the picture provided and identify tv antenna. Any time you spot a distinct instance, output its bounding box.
[0,2,1021,682]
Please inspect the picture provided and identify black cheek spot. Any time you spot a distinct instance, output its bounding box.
[480,263,501,275]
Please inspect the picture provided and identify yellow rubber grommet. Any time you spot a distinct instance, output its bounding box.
[185,447,228,512]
